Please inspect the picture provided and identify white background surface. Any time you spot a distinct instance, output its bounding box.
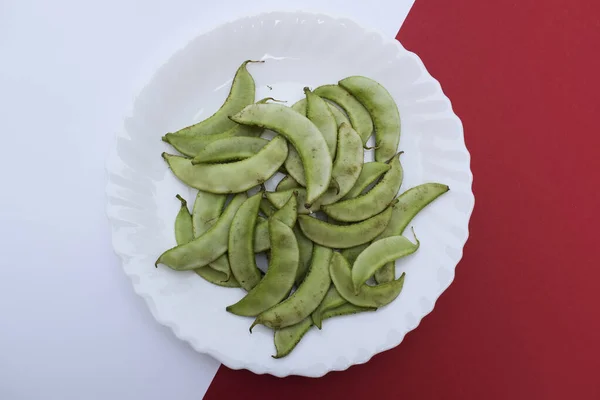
[0,1,414,398]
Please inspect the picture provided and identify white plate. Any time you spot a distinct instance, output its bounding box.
[106,11,474,377]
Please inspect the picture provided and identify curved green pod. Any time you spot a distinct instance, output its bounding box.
[156,193,247,271]
[173,194,239,287]
[339,76,401,162]
[265,188,322,215]
[192,137,268,163]
[330,252,406,308]
[311,285,346,329]
[351,234,419,292]
[163,124,261,157]
[297,206,392,249]
[226,219,299,317]
[191,191,227,237]
[374,183,449,283]
[276,175,299,192]
[322,153,403,222]
[229,193,263,291]
[174,195,194,245]
[162,135,288,194]
[321,302,376,322]
[342,161,391,200]
[339,243,369,265]
[292,97,350,127]
[272,317,313,359]
[315,123,364,205]
[313,84,373,144]
[231,103,332,204]
[253,195,298,253]
[191,191,232,279]
[251,245,332,330]
[168,60,261,137]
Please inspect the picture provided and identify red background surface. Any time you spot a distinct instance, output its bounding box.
[206,0,600,398]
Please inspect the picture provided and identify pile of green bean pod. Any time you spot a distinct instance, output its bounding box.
[156,60,449,358]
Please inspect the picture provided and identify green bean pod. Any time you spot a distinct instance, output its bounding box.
[330,252,406,308]
[174,195,194,245]
[253,195,297,253]
[313,84,373,144]
[292,98,350,127]
[231,103,332,204]
[374,183,449,283]
[266,188,322,214]
[316,123,364,205]
[168,60,261,137]
[321,302,376,322]
[339,76,401,162]
[311,285,346,329]
[351,233,419,292]
[342,161,391,200]
[259,198,276,217]
[156,193,247,271]
[339,243,369,265]
[229,193,263,291]
[322,153,403,222]
[192,137,268,163]
[226,219,299,317]
[174,194,239,287]
[297,206,393,249]
[162,135,288,194]
[251,245,332,330]
[293,225,314,285]
[276,176,300,192]
[272,317,313,359]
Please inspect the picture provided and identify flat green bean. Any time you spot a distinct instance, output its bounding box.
[315,123,364,205]
[192,137,268,163]
[253,195,297,253]
[298,206,392,249]
[191,191,232,278]
[330,252,406,308]
[342,162,391,200]
[174,195,193,245]
[311,285,346,329]
[293,225,313,285]
[162,135,288,193]
[231,103,332,204]
[374,183,449,283]
[168,60,261,137]
[259,198,276,217]
[352,234,419,292]
[322,153,403,222]
[305,87,337,156]
[164,97,275,157]
[340,243,369,265]
[272,317,312,359]
[276,176,299,192]
[292,98,350,127]
[156,193,247,271]
[163,124,261,157]
[266,188,322,214]
[251,245,332,330]
[174,194,239,287]
[229,193,263,291]
[321,303,376,322]
[192,191,227,237]
[339,76,401,162]
[313,84,373,144]
[226,219,299,317]
[285,90,342,186]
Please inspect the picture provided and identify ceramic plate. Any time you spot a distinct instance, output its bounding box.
[106,11,474,377]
